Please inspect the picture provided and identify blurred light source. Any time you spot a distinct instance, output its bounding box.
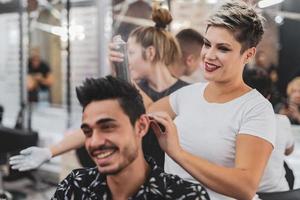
[0,0,14,3]
[258,0,284,8]
[275,15,284,24]
[160,3,169,10]
[206,0,218,4]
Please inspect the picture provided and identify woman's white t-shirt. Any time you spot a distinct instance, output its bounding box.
[166,82,279,200]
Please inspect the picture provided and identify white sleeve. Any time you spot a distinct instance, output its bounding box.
[239,101,276,147]
[169,87,185,115]
[281,115,295,149]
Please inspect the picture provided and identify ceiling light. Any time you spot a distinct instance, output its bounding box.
[206,0,218,4]
[258,0,284,8]
[275,15,284,24]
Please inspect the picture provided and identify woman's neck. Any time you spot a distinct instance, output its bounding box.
[146,63,177,92]
[205,77,251,103]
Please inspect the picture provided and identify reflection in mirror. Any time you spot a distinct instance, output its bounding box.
[27,47,54,105]
[27,0,62,107]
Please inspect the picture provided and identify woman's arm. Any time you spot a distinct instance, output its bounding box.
[10,129,86,171]
[150,112,273,200]
[147,96,176,119]
[50,129,85,157]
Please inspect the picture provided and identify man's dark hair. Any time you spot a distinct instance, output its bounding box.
[176,28,204,46]
[176,28,204,58]
[76,76,145,126]
[243,66,272,98]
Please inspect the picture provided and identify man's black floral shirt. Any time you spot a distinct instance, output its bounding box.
[52,157,210,200]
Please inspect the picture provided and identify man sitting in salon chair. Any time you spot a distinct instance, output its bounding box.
[52,76,210,200]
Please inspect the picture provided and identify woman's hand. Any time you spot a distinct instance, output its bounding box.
[108,43,124,63]
[147,112,183,159]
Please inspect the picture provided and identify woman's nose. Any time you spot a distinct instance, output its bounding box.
[204,48,217,60]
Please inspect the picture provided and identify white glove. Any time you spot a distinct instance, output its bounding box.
[9,147,52,171]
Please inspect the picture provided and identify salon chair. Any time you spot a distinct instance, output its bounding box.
[258,188,300,200]
[0,126,38,199]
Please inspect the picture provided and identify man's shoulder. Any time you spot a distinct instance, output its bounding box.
[62,167,102,186]
[146,157,210,199]
[52,167,108,199]
[160,171,202,188]
[156,171,210,199]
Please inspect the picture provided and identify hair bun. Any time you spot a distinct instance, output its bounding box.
[152,7,172,29]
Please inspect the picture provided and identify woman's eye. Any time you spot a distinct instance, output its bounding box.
[219,47,230,52]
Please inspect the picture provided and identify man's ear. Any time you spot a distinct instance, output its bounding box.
[145,46,156,62]
[135,114,150,138]
[186,54,194,66]
[185,54,199,75]
[244,47,256,64]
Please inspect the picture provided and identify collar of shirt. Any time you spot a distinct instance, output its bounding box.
[53,156,210,200]
[95,156,165,199]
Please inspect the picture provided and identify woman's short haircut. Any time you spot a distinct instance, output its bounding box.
[207,0,264,53]
[129,7,181,67]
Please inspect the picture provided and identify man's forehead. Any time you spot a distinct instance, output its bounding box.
[81,117,117,129]
[82,100,126,123]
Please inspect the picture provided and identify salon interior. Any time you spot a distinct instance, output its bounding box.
[0,0,299,199]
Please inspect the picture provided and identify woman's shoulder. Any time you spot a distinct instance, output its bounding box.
[240,90,275,117]
[244,89,270,105]
[170,82,206,99]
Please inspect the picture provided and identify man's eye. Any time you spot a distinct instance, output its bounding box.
[82,129,92,137]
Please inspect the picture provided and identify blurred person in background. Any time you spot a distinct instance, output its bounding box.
[171,28,206,83]
[27,48,54,103]
[275,77,300,125]
[243,66,295,190]
[255,50,282,107]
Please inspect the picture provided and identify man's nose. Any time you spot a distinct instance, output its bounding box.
[89,131,106,148]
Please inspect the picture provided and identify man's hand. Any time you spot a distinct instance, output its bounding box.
[33,73,43,82]
[287,103,300,122]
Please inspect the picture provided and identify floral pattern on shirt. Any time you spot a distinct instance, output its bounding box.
[52,157,210,200]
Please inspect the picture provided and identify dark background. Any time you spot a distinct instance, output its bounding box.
[278,0,300,96]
